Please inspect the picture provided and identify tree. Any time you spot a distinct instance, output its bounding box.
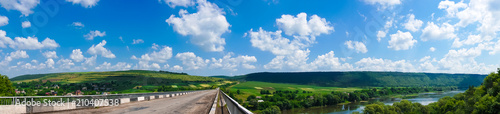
[0,75,15,96]
[237,89,241,94]
[261,106,281,114]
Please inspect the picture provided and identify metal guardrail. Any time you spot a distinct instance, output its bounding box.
[220,90,253,114]
[0,90,198,105]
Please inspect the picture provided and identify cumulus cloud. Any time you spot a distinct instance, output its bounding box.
[430,47,436,52]
[344,40,368,53]
[84,30,106,40]
[0,15,8,27]
[132,39,144,44]
[160,0,194,8]
[132,46,173,63]
[0,30,59,50]
[72,22,84,28]
[171,65,183,71]
[209,53,257,71]
[276,12,334,43]
[310,51,353,70]
[248,13,339,70]
[42,51,58,59]
[403,14,423,32]
[95,62,132,70]
[438,0,467,17]
[66,0,100,8]
[362,0,401,10]
[56,59,75,70]
[388,31,417,50]
[0,50,29,66]
[0,0,40,16]
[420,22,456,41]
[21,21,30,28]
[70,49,85,62]
[175,52,208,70]
[166,0,230,52]
[355,57,415,72]
[87,40,115,58]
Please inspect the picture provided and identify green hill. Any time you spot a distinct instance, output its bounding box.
[241,71,487,88]
[10,70,228,94]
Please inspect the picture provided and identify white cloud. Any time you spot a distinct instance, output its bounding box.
[87,40,115,58]
[376,30,386,42]
[42,51,58,59]
[276,13,334,43]
[248,28,301,55]
[45,59,54,69]
[151,43,159,50]
[82,55,96,66]
[70,49,85,62]
[160,0,194,8]
[430,47,436,52]
[421,22,456,41]
[0,15,8,27]
[0,0,40,16]
[175,52,208,70]
[166,0,230,52]
[436,47,495,73]
[72,22,84,28]
[84,30,106,40]
[132,46,173,63]
[0,30,60,50]
[56,59,74,70]
[0,50,29,66]
[171,65,183,71]
[388,30,417,50]
[362,0,402,10]
[403,14,423,32]
[209,53,257,71]
[95,62,132,70]
[438,0,467,17]
[21,21,30,28]
[452,34,484,48]
[344,40,368,53]
[132,39,144,44]
[66,0,100,8]
[248,13,339,70]
[310,51,353,70]
[355,57,415,72]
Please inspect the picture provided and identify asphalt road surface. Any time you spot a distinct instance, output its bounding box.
[49,90,217,114]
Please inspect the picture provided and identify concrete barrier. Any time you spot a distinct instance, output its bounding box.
[32,102,76,113]
[0,105,26,114]
[149,96,155,100]
[137,97,145,101]
[120,98,130,104]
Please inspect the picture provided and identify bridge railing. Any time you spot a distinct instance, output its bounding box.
[0,90,204,113]
[220,90,253,114]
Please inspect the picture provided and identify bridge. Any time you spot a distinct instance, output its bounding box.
[0,88,252,114]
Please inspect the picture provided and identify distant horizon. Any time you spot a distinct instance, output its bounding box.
[1,0,499,77]
[10,69,489,78]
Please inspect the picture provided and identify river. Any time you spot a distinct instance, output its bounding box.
[282,90,464,114]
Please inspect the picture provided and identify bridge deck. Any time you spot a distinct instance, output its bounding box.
[45,90,217,114]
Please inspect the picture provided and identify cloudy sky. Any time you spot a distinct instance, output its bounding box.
[0,0,499,77]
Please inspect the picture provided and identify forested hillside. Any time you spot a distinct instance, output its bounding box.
[362,69,500,114]
[243,72,487,88]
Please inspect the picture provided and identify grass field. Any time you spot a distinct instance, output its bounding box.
[229,81,363,101]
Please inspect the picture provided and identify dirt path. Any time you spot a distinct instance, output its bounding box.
[48,90,217,114]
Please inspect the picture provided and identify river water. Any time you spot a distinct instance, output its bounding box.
[282,90,464,114]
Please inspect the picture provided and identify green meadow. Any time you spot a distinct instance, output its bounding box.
[229,81,362,101]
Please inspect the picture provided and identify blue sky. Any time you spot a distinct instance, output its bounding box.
[0,0,499,77]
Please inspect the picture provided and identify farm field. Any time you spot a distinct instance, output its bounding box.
[229,81,363,101]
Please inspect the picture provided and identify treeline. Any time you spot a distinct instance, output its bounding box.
[226,86,457,113]
[244,72,486,88]
[0,74,15,96]
[362,69,500,114]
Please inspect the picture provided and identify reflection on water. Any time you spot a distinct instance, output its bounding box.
[282,91,464,114]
